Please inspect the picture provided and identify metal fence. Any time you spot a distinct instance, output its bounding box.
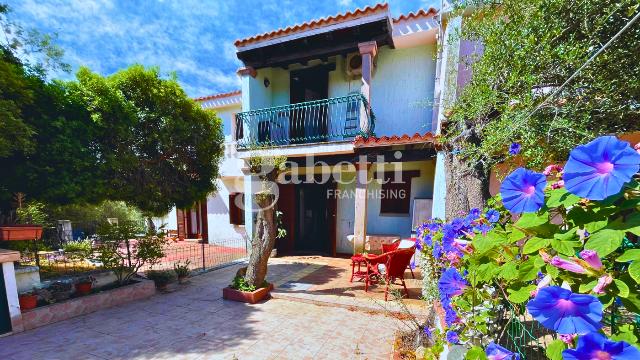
[15,237,249,280]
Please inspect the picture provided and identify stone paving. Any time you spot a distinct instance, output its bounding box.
[0,259,420,360]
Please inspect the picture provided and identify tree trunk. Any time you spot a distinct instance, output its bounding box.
[443,150,491,221]
[244,193,276,288]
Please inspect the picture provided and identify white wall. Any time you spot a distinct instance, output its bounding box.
[371,45,437,136]
[206,178,246,245]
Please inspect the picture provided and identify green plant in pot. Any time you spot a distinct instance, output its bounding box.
[173,260,190,283]
[146,270,174,290]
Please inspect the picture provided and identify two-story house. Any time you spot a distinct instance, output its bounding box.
[234,4,441,255]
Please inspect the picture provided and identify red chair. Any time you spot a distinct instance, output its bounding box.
[382,239,416,279]
[365,248,415,300]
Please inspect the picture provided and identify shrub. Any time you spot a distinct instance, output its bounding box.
[62,239,93,260]
[417,136,640,359]
[146,270,174,288]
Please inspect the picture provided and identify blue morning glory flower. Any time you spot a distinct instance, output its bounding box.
[423,326,432,339]
[526,286,602,334]
[563,332,640,360]
[444,304,459,327]
[438,268,468,298]
[451,218,464,231]
[486,342,520,360]
[500,168,547,213]
[469,208,481,219]
[446,330,459,344]
[509,142,522,155]
[422,233,433,247]
[486,209,500,223]
[433,242,443,259]
[563,136,640,200]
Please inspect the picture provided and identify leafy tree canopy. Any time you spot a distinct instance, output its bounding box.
[67,65,224,215]
[445,0,640,171]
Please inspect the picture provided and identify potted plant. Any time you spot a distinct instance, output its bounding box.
[173,260,190,283]
[222,273,273,304]
[146,270,174,290]
[74,275,96,296]
[0,196,45,241]
[18,290,38,311]
[49,281,73,302]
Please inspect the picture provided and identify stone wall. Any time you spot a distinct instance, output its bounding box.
[20,280,155,331]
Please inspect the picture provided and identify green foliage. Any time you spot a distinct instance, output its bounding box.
[173,260,190,279]
[444,0,640,170]
[96,221,166,284]
[230,275,268,292]
[48,201,145,226]
[145,270,174,287]
[15,201,47,225]
[420,181,640,355]
[67,65,224,214]
[62,239,93,260]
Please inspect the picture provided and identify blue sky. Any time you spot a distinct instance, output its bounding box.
[6,0,439,98]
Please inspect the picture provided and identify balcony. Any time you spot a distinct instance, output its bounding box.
[235,93,375,149]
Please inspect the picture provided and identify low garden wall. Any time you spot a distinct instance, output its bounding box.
[20,279,155,331]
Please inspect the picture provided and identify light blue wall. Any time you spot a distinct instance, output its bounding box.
[371,45,437,137]
[365,160,435,238]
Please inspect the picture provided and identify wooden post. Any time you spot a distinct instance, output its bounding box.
[353,156,371,254]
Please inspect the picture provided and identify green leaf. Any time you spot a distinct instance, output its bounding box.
[611,324,638,344]
[617,250,640,262]
[551,238,581,256]
[508,284,536,303]
[474,231,507,254]
[465,346,488,360]
[475,263,500,284]
[499,262,519,280]
[579,280,597,293]
[546,188,580,208]
[629,261,640,283]
[518,258,541,282]
[545,263,560,278]
[546,339,566,360]
[614,279,630,298]
[585,229,625,257]
[621,292,640,314]
[523,237,550,254]
[514,212,558,237]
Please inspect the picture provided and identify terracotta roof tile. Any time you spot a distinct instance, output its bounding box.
[193,90,241,102]
[392,7,438,23]
[234,3,389,47]
[353,132,437,148]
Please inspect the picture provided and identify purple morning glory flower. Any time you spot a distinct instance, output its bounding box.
[423,326,432,339]
[444,305,459,327]
[563,332,640,360]
[526,286,602,334]
[500,168,547,213]
[476,223,492,235]
[509,142,522,155]
[486,342,520,360]
[469,208,481,219]
[446,330,459,344]
[486,209,500,223]
[438,268,468,298]
[563,136,640,200]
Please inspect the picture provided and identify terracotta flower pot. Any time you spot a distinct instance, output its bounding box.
[75,282,93,295]
[223,283,274,304]
[0,225,43,241]
[19,294,38,311]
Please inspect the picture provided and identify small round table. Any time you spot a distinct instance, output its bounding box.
[350,254,368,283]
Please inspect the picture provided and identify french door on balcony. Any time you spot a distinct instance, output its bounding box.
[289,66,329,144]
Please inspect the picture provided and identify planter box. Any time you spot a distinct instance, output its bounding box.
[223,283,273,304]
[20,279,155,331]
[0,225,43,241]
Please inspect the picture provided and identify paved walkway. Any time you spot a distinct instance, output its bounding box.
[0,260,415,360]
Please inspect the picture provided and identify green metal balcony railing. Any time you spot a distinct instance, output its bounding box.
[235,93,375,149]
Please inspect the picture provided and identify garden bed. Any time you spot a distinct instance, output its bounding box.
[20,279,155,331]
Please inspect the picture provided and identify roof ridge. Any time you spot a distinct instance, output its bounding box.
[234,3,389,47]
[193,90,241,102]
[392,7,438,23]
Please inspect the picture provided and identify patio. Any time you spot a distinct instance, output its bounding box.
[269,256,424,314]
[0,258,426,360]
